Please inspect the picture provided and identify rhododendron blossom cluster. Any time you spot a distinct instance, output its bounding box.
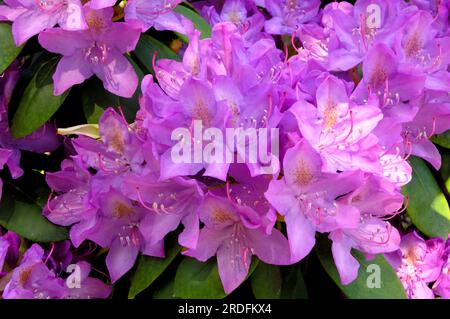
[0,0,449,300]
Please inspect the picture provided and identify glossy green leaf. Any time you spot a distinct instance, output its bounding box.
[82,78,121,124]
[0,183,68,242]
[174,5,211,39]
[440,150,450,194]
[316,237,407,299]
[251,262,282,299]
[280,264,308,299]
[432,130,450,149]
[129,239,181,299]
[403,156,450,238]
[11,58,69,138]
[152,278,178,299]
[174,257,258,299]
[173,257,227,299]
[133,34,180,75]
[0,23,23,74]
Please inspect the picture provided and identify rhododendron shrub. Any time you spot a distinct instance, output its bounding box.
[0,0,449,299]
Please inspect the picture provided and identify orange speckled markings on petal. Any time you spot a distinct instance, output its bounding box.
[212,208,235,224]
[192,101,212,126]
[85,10,109,32]
[323,102,338,129]
[292,160,314,186]
[109,130,126,154]
[405,32,422,58]
[112,201,134,219]
[18,267,33,286]
[369,64,387,87]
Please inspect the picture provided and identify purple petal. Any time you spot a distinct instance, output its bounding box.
[58,0,87,30]
[285,211,316,262]
[330,231,360,285]
[93,51,138,98]
[88,0,116,10]
[106,237,139,283]
[12,10,57,45]
[52,51,93,96]
[179,211,199,249]
[216,232,252,294]
[183,227,232,262]
[139,213,182,247]
[38,28,90,55]
[247,227,291,265]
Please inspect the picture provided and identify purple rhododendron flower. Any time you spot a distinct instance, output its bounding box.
[139,22,285,180]
[434,238,450,298]
[44,108,205,282]
[386,232,448,299]
[0,230,20,275]
[124,0,190,33]
[183,193,291,293]
[0,0,443,299]
[198,0,266,43]
[261,0,321,35]
[38,4,141,97]
[2,243,111,299]
[329,175,403,284]
[289,75,383,173]
[0,0,87,46]
[265,139,365,262]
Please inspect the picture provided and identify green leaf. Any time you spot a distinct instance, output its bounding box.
[82,78,120,124]
[173,257,227,299]
[440,150,450,194]
[152,278,178,299]
[11,58,69,138]
[128,238,181,299]
[174,5,211,39]
[316,237,406,299]
[0,23,23,74]
[280,264,308,299]
[0,182,68,242]
[402,156,450,238]
[173,256,258,299]
[432,130,450,149]
[133,34,180,75]
[251,263,282,299]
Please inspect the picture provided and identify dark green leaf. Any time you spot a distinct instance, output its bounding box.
[440,150,450,194]
[128,239,181,299]
[0,23,23,74]
[174,5,212,39]
[0,183,68,242]
[133,34,180,75]
[173,257,227,299]
[174,256,258,299]
[152,278,178,299]
[82,78,120,124]
[280,264,308,299]
[403,156,450,238]
[432,130,450,149]
[11,58,69,138]
[251,262,282,299]
[316,237,406,299]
